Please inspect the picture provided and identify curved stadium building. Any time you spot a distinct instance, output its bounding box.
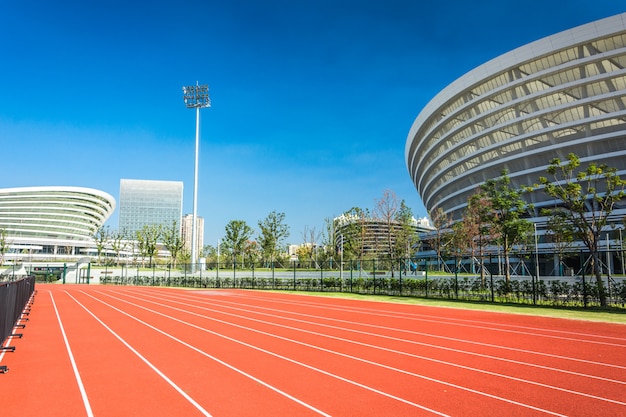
[0,186,115,262]
[406,13,626,226]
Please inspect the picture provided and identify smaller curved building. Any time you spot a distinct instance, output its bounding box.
[0,186,116,262]
[334,214,433,257]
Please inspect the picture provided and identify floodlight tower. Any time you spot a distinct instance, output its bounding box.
[182,82,210,272]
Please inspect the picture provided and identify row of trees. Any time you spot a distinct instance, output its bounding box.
[208,210,291,267]
[93,220,187,268]
[92,210,294,269]
[428,154,625,307]
[206,190,420,269]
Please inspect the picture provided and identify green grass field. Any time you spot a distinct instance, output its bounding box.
[279,291,626,324]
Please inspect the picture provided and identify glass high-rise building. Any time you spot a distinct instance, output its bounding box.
[118,179,183,236]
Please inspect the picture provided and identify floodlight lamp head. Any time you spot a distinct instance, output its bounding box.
[182,84,211,109]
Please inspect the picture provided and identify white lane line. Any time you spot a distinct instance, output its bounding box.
[135,289,626,390]
[99,289,570,417]
[174,291,626,371]
[123,289,626,408]
[226,293,626,346]
[49,291,94,417]
[237,292,626,340]
[63,291,214,417]
[74,291,334,417]
[86,290,450,417]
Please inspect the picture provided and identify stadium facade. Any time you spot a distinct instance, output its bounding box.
[0,186,115,263]
[406,14,626,233]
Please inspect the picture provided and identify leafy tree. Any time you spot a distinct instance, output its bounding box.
[202,244,218,264]
[466,192,496,284]
[374,189,399,260]
[223,220,253,266]
[257,211,289,265]
[93,226,110,265]
[394,200,420,259]
[243,240,260,267]
[543,209,575,276]
[301,225,322,268]
[319,217,335,263]
[337,207,369,260]
[539,153,625,306]
[162,220,185,268]
[449,219,471,272]
[110,229,130,266]
[429,207,453,272]
[136,224,161,268]
[481,171,533,283]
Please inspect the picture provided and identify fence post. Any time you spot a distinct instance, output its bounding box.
[530,252,539,304]
[373,259,376,295]
[425,258,429,298]
[581,250,587,308]
[399,258,403,296]
[349,260,353,293]
[490,254,494,302]
[454,255,459,299]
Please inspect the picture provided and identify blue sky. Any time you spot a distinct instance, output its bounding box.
[2,1,624,246]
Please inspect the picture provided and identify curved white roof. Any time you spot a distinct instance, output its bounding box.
[406,13,626,220]
[0,186,116,242]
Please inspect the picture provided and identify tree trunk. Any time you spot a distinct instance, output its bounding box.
[591,252,608,307]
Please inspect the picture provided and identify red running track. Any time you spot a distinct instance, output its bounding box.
[1,284,625,416]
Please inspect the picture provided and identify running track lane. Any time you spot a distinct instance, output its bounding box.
[124,287,626,412]
[0,285,623,417]
[117,287,626,416]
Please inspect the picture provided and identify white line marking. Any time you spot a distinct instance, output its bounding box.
[87,289,450,416]
[181,291,626,371]
[142,289,626,394]
[75,291,334,417]
[63,291,214,417]
[163,290,626,386]
[49,291,94,417]
[132,289,626,407]
[101,289,572,416]
[231,293,626,346]
[242,292,626,340]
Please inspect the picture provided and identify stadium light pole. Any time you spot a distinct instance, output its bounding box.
[182,82,211,273]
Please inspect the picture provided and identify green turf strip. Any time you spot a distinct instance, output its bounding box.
[275,291,626,324]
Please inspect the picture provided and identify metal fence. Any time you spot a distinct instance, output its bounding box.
[94,256,626,309]
[0,276,35,372]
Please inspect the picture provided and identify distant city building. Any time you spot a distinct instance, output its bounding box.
[181,213,204,258]
[118,179,183,236]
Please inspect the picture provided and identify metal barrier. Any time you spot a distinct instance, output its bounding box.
[98,258,626,309]
[0,276,35,373]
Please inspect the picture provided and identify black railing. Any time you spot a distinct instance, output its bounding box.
[0,276,36,372]
[96,256,626,309]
